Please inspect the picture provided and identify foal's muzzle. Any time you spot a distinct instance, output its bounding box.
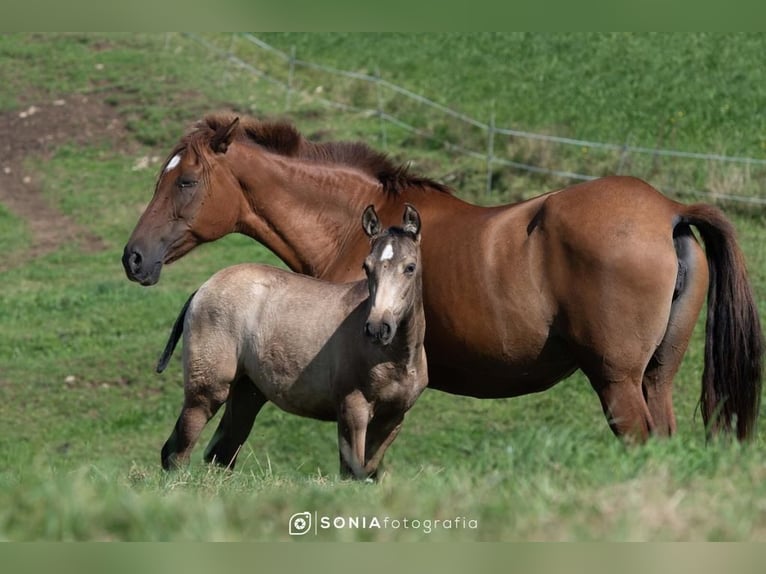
[365,320,395,346]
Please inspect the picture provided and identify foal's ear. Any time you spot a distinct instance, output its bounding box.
[402,204,421,238]
[210,117,240,154]
[362,205,382,238]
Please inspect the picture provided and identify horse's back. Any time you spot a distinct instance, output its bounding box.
[540,176,680,241]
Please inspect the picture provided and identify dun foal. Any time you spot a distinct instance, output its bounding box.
[157,205,427,480]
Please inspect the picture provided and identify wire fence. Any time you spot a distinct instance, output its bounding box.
[181,32,766,207]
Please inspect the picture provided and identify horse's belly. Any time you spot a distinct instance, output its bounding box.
[427,361,578,398]
[425,336,578,398]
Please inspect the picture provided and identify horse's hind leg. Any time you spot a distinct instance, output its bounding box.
[203,377,267,469]
[642,229,708,436]
[590,374,654,441]
[576,297,673,441]
[565,234,682,442]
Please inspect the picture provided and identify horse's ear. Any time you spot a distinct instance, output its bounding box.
[362,205,382,238]
[402,204,421,238]
[211,117,240,154]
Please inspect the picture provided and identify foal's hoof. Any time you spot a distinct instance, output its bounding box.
[160,449,187,471]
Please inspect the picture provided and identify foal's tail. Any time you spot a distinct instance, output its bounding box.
[679,204,763,440]
[156,292,196,374]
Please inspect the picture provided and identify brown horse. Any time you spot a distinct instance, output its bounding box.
[123,114,763,444]
[157,204,427,478]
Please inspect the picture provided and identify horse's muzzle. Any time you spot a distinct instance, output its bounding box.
[122,244,162,286]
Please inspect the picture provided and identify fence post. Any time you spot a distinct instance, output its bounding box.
[486,102,496,196]
[616,132,631,174]
[375,67,387,151]
[285,45,296,111]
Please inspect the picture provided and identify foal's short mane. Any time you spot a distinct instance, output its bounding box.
[185,114,451,195]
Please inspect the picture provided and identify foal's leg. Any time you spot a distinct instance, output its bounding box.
[337,391,372,480]
[161,345,237,470]
[642,232,708,436]
[203,376,268,469]
[362,416,404,480]
[161,389,229,470]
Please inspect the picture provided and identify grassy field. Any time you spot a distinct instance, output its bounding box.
[1,33,766,541]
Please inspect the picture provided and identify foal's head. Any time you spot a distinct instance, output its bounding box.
[361,204,423,346]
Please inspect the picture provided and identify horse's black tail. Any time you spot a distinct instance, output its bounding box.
[680,204,763,440]
[156,292,196,374]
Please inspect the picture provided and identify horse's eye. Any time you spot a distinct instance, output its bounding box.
[404,263,416,275]
[177,178,198,190]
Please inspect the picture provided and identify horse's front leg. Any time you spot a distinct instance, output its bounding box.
[337,391,372,480]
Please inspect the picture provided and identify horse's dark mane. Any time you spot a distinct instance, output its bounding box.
[188,114,451,195]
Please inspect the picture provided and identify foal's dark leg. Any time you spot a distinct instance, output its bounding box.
[203,377,267,469]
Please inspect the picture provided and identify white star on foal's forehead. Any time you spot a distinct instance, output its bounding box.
[164,153,182,173]
[380,243,394,261]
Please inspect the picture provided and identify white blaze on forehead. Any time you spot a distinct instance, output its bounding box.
[164,153,182,173]
[380,243,394,261]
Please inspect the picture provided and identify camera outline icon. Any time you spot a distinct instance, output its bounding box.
[289,511,313,536]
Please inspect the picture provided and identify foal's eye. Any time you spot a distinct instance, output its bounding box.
[404,263,416,275]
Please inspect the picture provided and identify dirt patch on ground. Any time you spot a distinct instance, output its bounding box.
[0,93,133,271]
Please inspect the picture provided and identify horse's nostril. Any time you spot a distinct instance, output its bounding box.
[365,320,394,343]
[129,251,142,271]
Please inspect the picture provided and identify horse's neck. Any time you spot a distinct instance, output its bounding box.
[234,149,379,277]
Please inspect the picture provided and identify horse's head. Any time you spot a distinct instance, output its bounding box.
[122,117,242,285]
[361,204,423,346]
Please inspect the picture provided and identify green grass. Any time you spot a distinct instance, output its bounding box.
[0,204,30,253]
[256,33,766,153]
[213,32,766,205]
[1,33,766,541]
[3,437,765,541]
